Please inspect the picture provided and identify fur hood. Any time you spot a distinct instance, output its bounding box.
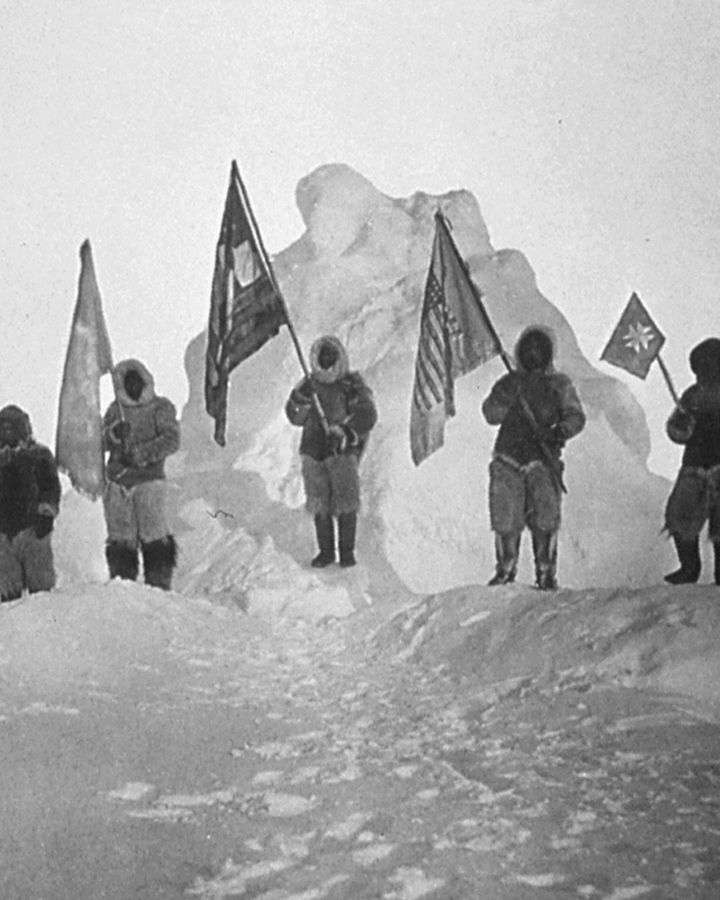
[113,358,156,405]
[310,336,349,384]
[514,326,556,374]
[689,338,720,384]
[0,404,33,444]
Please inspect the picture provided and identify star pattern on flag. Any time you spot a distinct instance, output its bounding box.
[622,322,657,354]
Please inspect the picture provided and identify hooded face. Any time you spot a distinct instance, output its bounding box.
[689,338,720,384]
[0,405,31,449]
[124,369,145,402]
[310,336,348,383]
[517,329,553,372]
[318,343,339,370]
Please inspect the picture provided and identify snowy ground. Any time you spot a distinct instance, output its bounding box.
[1,572,718,899]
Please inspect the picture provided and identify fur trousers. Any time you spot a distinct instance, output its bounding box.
[301,453,360,516]
[103,480,171,545]
[488,455,561,535]
[0,529,55,600]
[665,465,720,541]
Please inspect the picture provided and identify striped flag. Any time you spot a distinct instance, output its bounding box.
[55,239,114,498]
[600,292,665,379]
[410,213,500,465]
[205,161,287,446]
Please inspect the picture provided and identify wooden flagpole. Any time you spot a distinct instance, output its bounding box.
[656,353,681,406]
[436,211,567,493]
[231,161,330,435]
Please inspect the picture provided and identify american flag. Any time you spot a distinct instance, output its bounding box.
[412,267,455,414]
[205,162,287,446]
[410,213,500,465]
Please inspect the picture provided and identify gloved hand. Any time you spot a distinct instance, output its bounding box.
[667,407,696,443]
[291,379,314,406]
[109,420,131,444]
[536,423,565,450]
[673,409,695,433]
[120,445,146,468]
[327,424,357,455]
[34,512,54,539]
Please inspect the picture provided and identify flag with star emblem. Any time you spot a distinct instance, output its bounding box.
[600,292,665,379]
[205,161,287,445]
[55,239,115,498]
[410,212,501,465]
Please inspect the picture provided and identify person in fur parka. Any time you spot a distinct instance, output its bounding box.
[285,335,377,568]
[102,359,180,589]
[664,337,720,584]
[481,326,585,590]
[0,404,61,602]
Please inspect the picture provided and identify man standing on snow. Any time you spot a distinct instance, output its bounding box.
[0,405,61,602]
[102,359,180,590]
[481,326,585,590]
[285,335,377,568]
[663,337,720,585]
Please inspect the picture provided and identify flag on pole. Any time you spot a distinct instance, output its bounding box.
[55,239,114,499]
[600,292,665,378]
[205,161,287,446]
[410,212,501,465]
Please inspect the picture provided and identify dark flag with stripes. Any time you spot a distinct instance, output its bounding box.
[410,212,500,465]
[205,161,287,446]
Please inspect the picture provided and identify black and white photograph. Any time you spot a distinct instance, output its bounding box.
[2,1,719,897]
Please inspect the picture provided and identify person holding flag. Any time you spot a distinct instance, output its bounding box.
[409,211,583,589]
[663,337,720,585]
[482,326,586,590]
[597,293,720,584]
[285,336,377,568]
[102,359,180,589]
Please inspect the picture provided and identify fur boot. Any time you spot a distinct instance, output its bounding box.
[141,535,177,590]
[338,512,357,567]
[664,536,701,585]
[532,530,559,591]
[106,541,139,581]
[311,514,335,567]
[488,532,521,585]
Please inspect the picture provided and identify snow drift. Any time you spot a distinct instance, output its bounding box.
[375,582,720,723]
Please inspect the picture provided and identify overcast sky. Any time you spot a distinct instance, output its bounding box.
[3,0,719,478]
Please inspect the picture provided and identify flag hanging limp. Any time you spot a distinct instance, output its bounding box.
[600,292,665,379]
[205,161,287,446]
[55,239,114,499]
[410,212,501,465]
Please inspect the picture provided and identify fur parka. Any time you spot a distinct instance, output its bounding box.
[482,327,585,467]
[0,405,60,539]
[103,359,180,488]
[666,338,720,469]
[285,336,377,462]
